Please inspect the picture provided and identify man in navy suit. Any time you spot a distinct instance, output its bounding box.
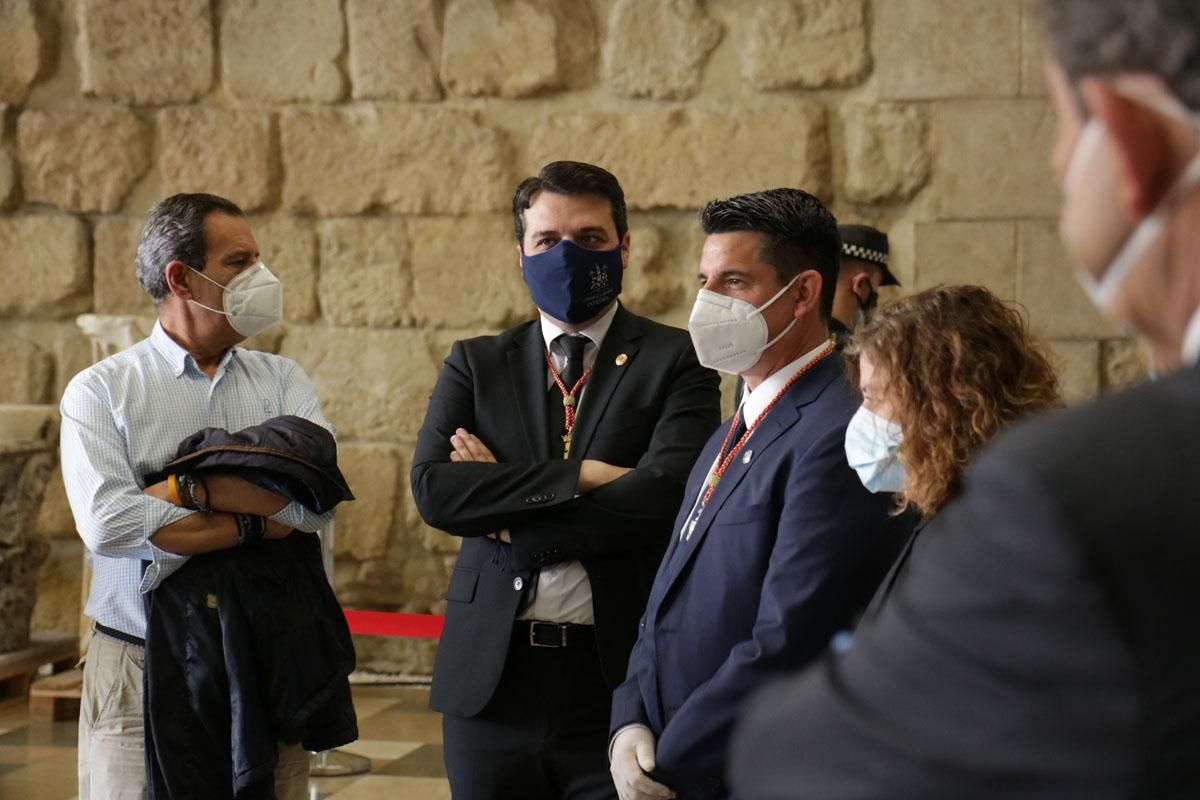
[608,189,903,800]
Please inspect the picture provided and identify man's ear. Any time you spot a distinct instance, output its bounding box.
[620,231,631,271]
[1082,78,1176,218]
[850,272,872,302]
[163,261,194,300]
[793,270,822,319]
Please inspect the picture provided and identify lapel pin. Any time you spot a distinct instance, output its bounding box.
[742,450,753,464]
[615,353,628,366]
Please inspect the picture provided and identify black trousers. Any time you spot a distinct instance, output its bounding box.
[442,625,618,800]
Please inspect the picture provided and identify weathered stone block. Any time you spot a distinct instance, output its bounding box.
[0,142,16,209]
[528,106,830,210]
[931,100,1059,219]
[317,219,409,328]
[282,107,511,215]
[31,539,83,634]
[1102,338,1149,392]
[743,0,867,91]
[841,101,930,204]
[348,0,442,101]
[159,108,272,212]
[0,216,90,317]
[1021,0,1047,97]
[78,0,213,104]
[0,0,44,104]
[0,334,52,404]
[1047,339,1100,405]
[250,215,318,322]
[1017,221,1121,339]
[913,222,1016,300]
[408,215,532,329]
[223,0,345,102]
[35,464,75,539]
[336,444,401,560]
[875,0,1020,99]
[93,217,151,315]
[441,0,595,97]
[280,326,440,440]
[17,109,152,213]
[605,0,721,100]
[622,226,686,316]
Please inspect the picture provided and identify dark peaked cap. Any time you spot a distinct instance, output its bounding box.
[838,224,899,286]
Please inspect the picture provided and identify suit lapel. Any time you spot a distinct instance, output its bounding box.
[569,305,643,460]
[657,356,841,598]
[507,323,550,461]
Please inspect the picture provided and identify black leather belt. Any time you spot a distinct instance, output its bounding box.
[95,622,145,648]
[515,620,594,648]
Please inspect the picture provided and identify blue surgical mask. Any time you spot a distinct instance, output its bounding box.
[845,405,905,494]
[521,239,623,325]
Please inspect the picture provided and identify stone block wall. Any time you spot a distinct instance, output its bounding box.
[0,0,1145,674]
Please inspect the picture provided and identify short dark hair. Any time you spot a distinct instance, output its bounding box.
[1039,1,1200,109]
[512,161,628,249]
[699,188,840,320]
[136,192,244,302]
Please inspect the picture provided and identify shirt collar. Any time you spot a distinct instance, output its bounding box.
[1182,305,1200,367]
[150,319,237,377]
[539,300,620,354]
[741,338,834,427]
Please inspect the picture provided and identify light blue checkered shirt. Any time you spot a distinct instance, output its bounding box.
[60,321,336,639]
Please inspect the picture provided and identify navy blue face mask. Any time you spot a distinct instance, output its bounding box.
[521,238,624,325]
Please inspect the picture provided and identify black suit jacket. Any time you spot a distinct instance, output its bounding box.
[731,362,1200,799]
[411,304,721,717]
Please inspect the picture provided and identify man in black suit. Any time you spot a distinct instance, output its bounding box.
[411,161,721,800]
[730,3,1200,797]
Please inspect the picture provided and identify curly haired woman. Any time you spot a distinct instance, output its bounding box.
[843,285,1063,619]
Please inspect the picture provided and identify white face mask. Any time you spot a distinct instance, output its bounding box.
[1064,94,1200,313]
[844,405,905,494]
[687,276,799,374]
[188,262,284,338]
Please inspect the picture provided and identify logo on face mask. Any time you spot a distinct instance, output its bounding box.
[589,263,609,291]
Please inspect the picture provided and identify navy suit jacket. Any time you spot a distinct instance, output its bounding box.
[610,354,903,799]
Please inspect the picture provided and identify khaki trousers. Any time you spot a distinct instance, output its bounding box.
[78,628,310,800]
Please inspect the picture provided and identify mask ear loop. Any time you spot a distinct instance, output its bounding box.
[186,265,232,317]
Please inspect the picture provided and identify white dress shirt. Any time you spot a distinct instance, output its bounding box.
[60,321,336,639]
[517,301,620,625]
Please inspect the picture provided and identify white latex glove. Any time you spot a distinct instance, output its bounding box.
[610,725,675,800]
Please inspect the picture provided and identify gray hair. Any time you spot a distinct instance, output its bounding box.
[1039,0,1200,109]
[136,193,244,303]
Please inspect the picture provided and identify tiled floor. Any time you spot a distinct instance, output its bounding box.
[0,684,450,799]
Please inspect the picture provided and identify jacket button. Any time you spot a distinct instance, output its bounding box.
[512,576,524,591]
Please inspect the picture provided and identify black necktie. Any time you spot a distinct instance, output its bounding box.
[560,334,587,390]
[547,335,588,458]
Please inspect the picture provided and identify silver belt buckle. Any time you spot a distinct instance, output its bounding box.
[529,621,567,648]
